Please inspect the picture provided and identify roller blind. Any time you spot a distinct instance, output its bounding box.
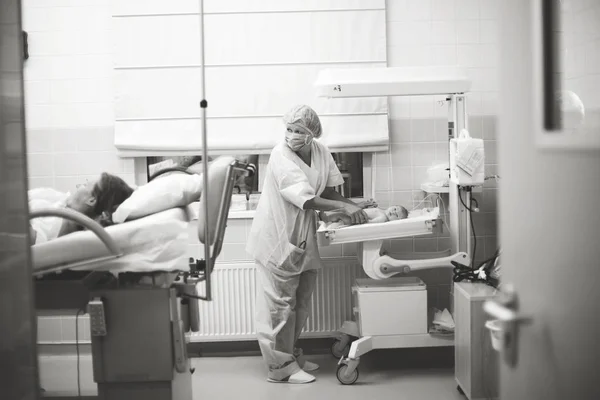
[112,0,389,156]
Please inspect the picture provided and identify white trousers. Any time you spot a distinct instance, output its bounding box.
[255,263,318,380]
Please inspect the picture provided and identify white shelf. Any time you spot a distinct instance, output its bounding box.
[315,66,471,98]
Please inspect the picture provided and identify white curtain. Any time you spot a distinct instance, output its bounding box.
[112,0,389,156]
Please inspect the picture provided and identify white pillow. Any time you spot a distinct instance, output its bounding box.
[113,173,203,223]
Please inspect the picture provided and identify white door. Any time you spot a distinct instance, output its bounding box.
[495,1,600,399]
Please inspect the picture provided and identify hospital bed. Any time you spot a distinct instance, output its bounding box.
[31,156,254,400]
[315,66,479,384]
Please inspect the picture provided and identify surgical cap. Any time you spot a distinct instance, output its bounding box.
[282,105,323,138]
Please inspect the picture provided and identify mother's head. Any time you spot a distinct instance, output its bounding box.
[67,172,133,225]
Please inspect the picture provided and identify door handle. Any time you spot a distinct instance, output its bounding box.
[483,286,532,368]
[483,300,532,325]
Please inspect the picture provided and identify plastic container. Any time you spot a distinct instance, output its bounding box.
[353,277,428,336]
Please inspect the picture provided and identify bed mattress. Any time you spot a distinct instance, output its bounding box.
[32,207,192,275]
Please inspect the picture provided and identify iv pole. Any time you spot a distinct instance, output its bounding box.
[198,0,212,300]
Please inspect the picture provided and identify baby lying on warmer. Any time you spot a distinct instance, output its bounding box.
[320,205,409,228]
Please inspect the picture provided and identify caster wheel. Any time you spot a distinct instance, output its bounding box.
[457,385,465,395]
[331,339,350,359]
[336,364,359,385]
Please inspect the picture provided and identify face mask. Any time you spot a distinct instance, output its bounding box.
[285,132,313,151]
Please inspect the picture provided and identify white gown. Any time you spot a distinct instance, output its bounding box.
[247,140,344,380]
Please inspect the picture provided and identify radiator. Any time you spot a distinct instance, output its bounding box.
[189,259,364,342]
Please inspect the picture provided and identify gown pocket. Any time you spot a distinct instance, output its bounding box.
[280,242,307,274]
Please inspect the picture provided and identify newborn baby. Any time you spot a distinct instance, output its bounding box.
[320,205,408,228]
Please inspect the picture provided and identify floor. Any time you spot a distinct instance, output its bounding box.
[191,350,466,400]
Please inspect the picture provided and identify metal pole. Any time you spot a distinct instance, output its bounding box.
[198,0,211,300]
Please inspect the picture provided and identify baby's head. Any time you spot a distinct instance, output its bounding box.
[385,205,409,221]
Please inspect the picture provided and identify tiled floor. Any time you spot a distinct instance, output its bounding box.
[192,352,466,400]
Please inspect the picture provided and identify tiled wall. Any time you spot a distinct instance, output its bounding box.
[22,0,136,192]
[31,0,501,344]
[380,0,500,264]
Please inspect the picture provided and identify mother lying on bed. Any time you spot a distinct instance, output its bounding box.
[29,173,134,244]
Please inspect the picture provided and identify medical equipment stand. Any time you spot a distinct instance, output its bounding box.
[332,93,476,385]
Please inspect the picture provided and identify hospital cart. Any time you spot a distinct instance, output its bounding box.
[315,66,481,384]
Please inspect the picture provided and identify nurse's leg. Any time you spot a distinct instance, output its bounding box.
[292,269,318,366]
[255,262,302,380]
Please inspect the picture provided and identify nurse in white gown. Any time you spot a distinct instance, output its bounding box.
[246,105,370,384]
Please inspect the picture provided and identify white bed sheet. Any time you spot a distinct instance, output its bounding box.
[317,207,440,246]
[32,207,193,274]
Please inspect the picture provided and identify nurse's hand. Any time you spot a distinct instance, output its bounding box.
[343,203,369,225]
[357,198,378,209]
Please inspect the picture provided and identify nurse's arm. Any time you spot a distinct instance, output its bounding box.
[303,196,368,225]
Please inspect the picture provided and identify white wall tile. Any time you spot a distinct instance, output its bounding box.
[386,0,409,21]
[387,21,432,47]
[482,116,497,140]
[52,130,79,152]
[388,45,431,66]
[26,103,114,129]
[484,140,497,164]
[410,119,435,142]
[28,154,55,177]
[431,21,457,45]
[456,20,479,44]
[456,0,480,20]
[77,128,115,151]
[390,144,412,166]
[391,191,414,208]
[24,80,51,104]
[479,20,498,43]
[27,30,112,56]
[432,0,456,20]
[457,44,484,67]
[28,176,56,189]
[391,167,412,191]
[434,118,448,141]
[468,115,484,138]
[389,119,412,143]
[430,45,458,66]
[26,129,53,153]
[374,167,391,191]
[410,97,435,118]
[24,55,113,80]
[479,0,499,20]
[23,6,111,32]
[411,166,430,189]
[411,143,437,166]
[481,91,498,115]
[435,142,448,161]
[405,0,432,21]
[50,79,113,103]
[388,97,411,118]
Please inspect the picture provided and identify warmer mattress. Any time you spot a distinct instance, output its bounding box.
[317,207,440,246]
[32,207,192,274]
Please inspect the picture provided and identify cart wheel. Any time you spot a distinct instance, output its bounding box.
[336,364,359,385]
[331,339,350,359]
[457,385,465,395]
